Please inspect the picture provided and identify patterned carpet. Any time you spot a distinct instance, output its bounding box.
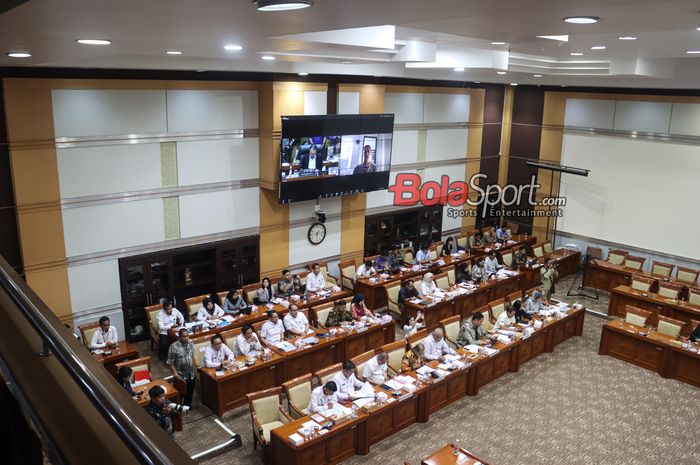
[138,275,700,465]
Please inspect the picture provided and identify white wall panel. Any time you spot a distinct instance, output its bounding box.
[425,129,468,161]
[613,101,672,133]
[63,200,164,257]
[179,188,260,238]
[559,134,700,258]
[338,92,360,114]
[303,91,327,115]
[166,90,258,132]
[669,103,700,136]
[288,197,341,266]
[424,163,466,233]
[57,143,162,198]
[384,93,424,124]
[366,170,416,209]
[423,94,470,123]
[391,130,419,165]
[177,138,259,185]
[564,98,616,129]
[52,90,167,137]
[68,260,121,312]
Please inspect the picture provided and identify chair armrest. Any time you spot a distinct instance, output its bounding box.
[326,272,339,282]
[388,365,400,376]
[289,402,306,419]
[252,412,265,440]
[279,405,293,423]
[444,336,458,350]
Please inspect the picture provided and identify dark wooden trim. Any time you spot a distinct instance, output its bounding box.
[0,80,23,275]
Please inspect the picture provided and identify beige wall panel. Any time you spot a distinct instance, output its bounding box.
[26,267,72,322]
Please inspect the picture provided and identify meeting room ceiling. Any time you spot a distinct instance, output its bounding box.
[0,0,699,88]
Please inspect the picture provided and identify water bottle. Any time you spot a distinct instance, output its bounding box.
[453,440,460,456]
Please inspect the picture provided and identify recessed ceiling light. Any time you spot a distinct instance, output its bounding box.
[166,50,182,55]
[224,44,243,51]
[76,39,111,45]
[618,36,637,40]
[454,67,464,72]
[563,16,599,24]
[298,72,309,76]
[497,71,507,75]
[510,83,518,86]
[686,50,700,54]
[490,41,507,45]
[254,0,314,11]
[261,55,276,60]
[533,74,543,77]
[340,60,352,64]
[570,52,584,56]
[591,45,607,50]
[7,51,31,58]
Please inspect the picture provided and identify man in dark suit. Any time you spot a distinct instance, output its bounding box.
[300,144,325,171]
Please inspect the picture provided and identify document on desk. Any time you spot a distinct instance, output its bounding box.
[465,344,480,354]
[384,379,404,390]
[395,375,416,385]
[416,366,434,376]
[274,341,297,352]
[352,381,375,399]
[352,397,374,408]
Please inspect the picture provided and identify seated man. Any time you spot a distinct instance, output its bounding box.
[203,334,235,368]
[145,385,176,435]
[196,297,224,321]
[325,300,353,327]
[398,279,420,305]
[308,381,338,413]
[423,328,456,362]
[414,244,431,265]
[260,311,285,344]
[362,351,389,385]
[90,316,118,350]
[513,246,529,268]
[482,228,496,244]
[305,263,326,292]
[401,342,427,372]
[284,305,310,336]
[456,312,495,347]
[353,144,377,174]
[355,259,377,278]
[374,250,390,272]
[494,305,517,331]
[388,246,404,268]
[484,250,503,276]
[524,290,546,315]
[496,222,512,241]
[468,231,484,249]
[690,322,700,343]
[277,269,295,298]
[236,324,262,356]
[332,360,364,401]
[512,300,531,324]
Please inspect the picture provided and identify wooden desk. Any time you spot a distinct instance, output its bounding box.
[92,341,139,374]
[519,248,581,289]
[469,234,536,257]
[583,260,690,295]
[338,320,395,360]
[271,329,346,383]
[136,379,183,431]
[598,319,700,387]
[608,285,700,336]
[421,443,492,465]
[199,352,285,417]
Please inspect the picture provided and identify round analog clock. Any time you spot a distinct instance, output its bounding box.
[308,222,326,245]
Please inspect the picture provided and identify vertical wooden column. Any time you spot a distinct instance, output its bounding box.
[462,88,485,231]
[3,78,72,321]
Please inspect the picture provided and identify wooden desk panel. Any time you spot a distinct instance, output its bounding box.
[421,444,492,465]
[274,334,345,383]
[93,341,139,374]
[136,379,183,431]
[342,321,395,360]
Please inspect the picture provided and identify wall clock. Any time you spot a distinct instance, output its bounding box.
[308,221,326,245]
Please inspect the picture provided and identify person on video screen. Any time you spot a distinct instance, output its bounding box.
[353,144,377,174]
[300,144,325,171]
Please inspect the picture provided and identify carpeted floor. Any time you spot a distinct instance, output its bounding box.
[137,275,700,465]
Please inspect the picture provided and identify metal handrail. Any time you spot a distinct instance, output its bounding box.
[0,255,180,465]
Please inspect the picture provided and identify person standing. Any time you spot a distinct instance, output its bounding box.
[145,385,176,435]
[166,328,196,407]
[540,258,559,299]
[157,299,184,361]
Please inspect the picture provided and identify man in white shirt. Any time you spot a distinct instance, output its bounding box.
[494,306,517,331]
[195,297,224,321]
[90,316,118,350]
[307,381,338,413]
[423,328,456,362]
[414,244,431,264]
[524,290,545,315]
[362,351,389,385]
[332,360,365,401]
[484,250,503,276]
[157,300,185,360]
[260,311,285,344]
[305,263,326,292]
[236,324,262,356]
[355,260,377,278]
[203,334,235,368]
[283,305,309,336]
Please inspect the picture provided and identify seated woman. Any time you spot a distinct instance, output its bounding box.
[441,237,456,256]
[471,257,486,282]
[401,343,427,372]
[196,296,224,321]
[455,262,472,284]
[420,272,438,295]
[350,294,375,320]
[403,312,425,337]
[222,288,248,316]
[256,277,275,304]
[115,366,136,396]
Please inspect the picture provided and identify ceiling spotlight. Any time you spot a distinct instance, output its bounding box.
[591,45,607,50]
[686,50,700,54]
[618,36,637,40]
[533,74,543,77]
[454,67,465,72]
[254,0,314,11]
[570,52,584,56]
[298,72,309,76]
[76,39,111,45]
[261,55,276,60]
[490,41,507,45]
[563,16,599,24]
[224,44,243,51]
[166,50,182,55]
[510,83,518,86]
[497,71,507,75]
[7,51,31,58]
[340,60,352,64]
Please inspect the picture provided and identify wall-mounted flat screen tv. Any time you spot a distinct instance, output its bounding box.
[279,113,394,203]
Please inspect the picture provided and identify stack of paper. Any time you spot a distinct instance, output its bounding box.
[275,341,296,352]
[465,344,480,354]
[351,381,376,399]
[444,354,461,362]
[303,336,318,344]
[497,330,516,337]
[416,366,433,376]
[482,347,499,356]
[352,397,374,408]
[395,375,416,384]
[497,334,511,344]
[384,379,404,390]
